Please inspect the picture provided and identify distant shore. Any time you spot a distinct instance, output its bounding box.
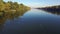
[36,5,60,11]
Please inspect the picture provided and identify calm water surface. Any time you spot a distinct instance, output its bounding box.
[0,9,60,34]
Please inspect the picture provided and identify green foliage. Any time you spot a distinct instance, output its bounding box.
[0,0,30,12]
[0,0,31,18]
[0,0,31,24]
[0,0,5,11]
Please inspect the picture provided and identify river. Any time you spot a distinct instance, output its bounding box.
[0,9,60,34]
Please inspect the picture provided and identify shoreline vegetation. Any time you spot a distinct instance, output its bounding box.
[0,0,31,24]
[36,5,60,11]
[36,5,60,15]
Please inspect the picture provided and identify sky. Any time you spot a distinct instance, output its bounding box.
[3,0,60,8]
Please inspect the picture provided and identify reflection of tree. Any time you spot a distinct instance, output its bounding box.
[1,10,27,23]
[43,10,60,15]
[0,0,31,23]
[0,0,31,31]
[39,5,60,15]
[0,9,30,31]
[0,14,7,32]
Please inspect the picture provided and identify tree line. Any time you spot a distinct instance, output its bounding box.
[0,0,31,24]
[0,0,30,12]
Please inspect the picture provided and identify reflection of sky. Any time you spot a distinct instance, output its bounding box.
[4,0,60,8]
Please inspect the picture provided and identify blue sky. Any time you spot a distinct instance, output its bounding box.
[4,0,60,8]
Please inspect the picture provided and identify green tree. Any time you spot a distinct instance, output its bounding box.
[0,1,5,11]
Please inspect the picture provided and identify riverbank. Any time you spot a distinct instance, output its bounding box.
[36,5,60,11]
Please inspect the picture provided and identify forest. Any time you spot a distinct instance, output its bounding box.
[0,0,30,11]
[0,0,31,24]
[0,0,31,16]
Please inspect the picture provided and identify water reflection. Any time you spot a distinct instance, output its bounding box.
[0,9,60,33]
[43,10,60,15]
[0,10,30,32]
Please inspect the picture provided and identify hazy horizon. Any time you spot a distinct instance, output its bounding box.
[4,0,60,8]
